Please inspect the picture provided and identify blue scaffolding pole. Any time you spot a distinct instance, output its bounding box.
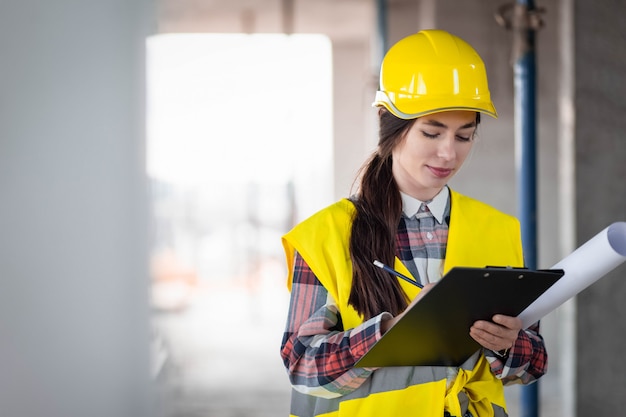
[513,1,542,416]
[375,0,388,63]
[496,1,544,415]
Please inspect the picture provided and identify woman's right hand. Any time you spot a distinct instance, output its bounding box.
[380,283,436,334]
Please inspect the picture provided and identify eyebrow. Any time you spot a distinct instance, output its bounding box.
[423,119,477,129]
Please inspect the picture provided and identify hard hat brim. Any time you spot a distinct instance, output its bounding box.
[373,90,498,120]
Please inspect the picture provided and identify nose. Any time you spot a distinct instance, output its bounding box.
[437,135,456,161]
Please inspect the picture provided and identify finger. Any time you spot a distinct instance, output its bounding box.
[469,327,511,352]
[420,282,436,294]
[410,283,436,304]
[469,328,501,351]
[492,314,522,330]
[472,320,511,338]
[471,321,517,345]
[470,325,502,344]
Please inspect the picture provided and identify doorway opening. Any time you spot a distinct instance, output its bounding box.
[146,33,333,416]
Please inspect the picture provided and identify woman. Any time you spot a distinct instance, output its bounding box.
[280,30,547,417]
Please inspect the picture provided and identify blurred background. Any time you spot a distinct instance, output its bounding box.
[146,32,331,417]
[1,1,625,416]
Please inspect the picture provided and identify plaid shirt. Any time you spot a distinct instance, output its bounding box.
[281,197,547,397]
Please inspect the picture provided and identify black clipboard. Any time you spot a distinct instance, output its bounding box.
[355,266,564,368]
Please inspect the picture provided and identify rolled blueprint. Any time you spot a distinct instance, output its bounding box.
[519,221,626,328]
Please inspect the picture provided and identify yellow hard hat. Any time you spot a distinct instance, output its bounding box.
[373,29,497,119]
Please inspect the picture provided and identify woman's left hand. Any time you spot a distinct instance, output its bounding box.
[469,314,522,353]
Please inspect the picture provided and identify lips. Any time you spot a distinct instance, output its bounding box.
[428,166,453,178]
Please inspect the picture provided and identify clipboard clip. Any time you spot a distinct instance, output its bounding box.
[485,265,529,270]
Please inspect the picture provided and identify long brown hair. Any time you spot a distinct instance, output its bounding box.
[348,109,481,319]
[348,108,416,319]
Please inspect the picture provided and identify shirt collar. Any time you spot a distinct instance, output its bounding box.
[400,186,449,224]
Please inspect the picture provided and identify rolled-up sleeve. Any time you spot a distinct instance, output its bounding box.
[484,321,547,385]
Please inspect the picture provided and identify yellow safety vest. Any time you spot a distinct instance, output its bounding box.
[282,189,524,417]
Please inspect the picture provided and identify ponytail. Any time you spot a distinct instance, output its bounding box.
[348,109,415,319]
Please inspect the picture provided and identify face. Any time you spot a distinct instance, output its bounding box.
[392,110,477,201]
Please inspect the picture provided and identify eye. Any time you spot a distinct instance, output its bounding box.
[421,130,439,139]
[456,135,472,142]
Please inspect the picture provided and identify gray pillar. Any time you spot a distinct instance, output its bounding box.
[332,40,376,199]
[557,0,576,414]
[0,1,152,417]
[570,1,626,415]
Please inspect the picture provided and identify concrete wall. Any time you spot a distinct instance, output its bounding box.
[571,0,626,414]
[0,1,153,416]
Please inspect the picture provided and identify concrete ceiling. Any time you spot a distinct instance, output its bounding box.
[157,0,377,42]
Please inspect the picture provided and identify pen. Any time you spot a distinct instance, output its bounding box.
[373,260,423,288]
